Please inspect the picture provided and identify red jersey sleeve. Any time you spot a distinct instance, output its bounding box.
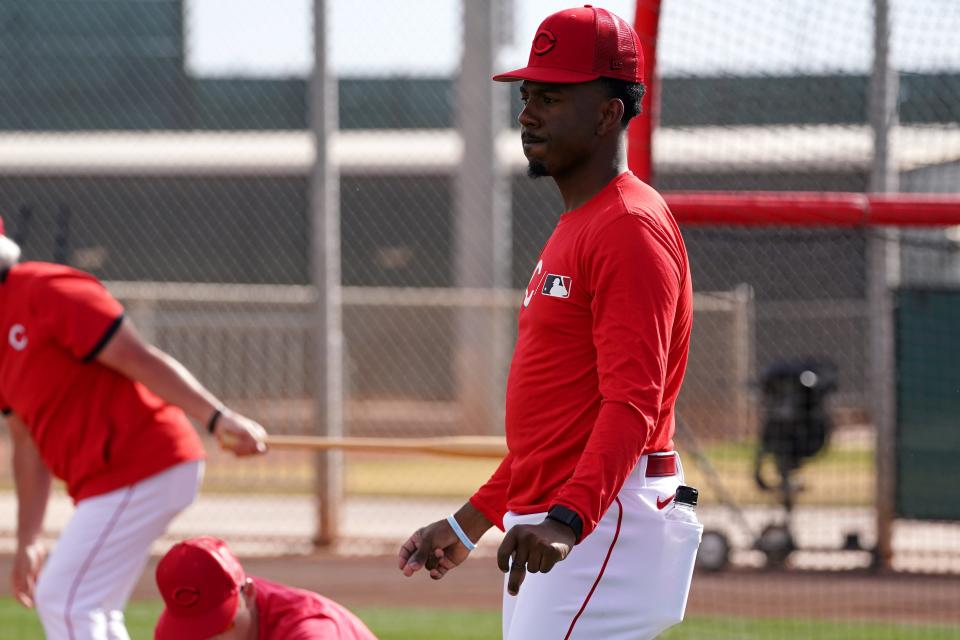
[468,452,514,531]
[28,267,125,362]
[553,214,684,539]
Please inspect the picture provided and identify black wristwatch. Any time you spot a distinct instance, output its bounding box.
[546,505,583,542]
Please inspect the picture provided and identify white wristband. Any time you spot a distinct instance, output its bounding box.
[446,514,476,552]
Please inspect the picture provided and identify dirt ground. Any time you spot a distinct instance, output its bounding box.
[3,553,956,627]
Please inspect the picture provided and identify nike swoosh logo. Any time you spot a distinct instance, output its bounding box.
[657,493,676,510]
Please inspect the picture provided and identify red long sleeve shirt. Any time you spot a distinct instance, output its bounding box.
[470,172,692,540]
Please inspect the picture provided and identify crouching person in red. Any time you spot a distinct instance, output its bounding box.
[155,537,377,640]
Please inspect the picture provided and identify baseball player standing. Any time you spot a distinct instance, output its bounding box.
[399,6,701,639]
[0,217,268,640]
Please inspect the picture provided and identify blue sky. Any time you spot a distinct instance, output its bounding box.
[185,0,960,78]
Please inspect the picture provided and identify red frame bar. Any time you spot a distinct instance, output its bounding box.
[628,0,662,184]
[664,192,960,227]
[868,195,960,226]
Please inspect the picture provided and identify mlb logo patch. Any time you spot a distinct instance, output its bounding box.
[542,274,572,298]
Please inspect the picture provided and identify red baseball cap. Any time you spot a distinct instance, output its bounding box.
[155,537,246,640]
[493,5,643,84]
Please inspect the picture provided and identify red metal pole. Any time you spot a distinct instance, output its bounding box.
[628,0,662,184]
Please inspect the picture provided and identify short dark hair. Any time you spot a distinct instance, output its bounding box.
[598,77,645,127]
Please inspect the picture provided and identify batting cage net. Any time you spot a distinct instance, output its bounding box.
[1,0,960,636]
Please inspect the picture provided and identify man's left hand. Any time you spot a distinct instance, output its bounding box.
[497,518,576,596]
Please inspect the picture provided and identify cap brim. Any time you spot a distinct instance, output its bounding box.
[492,66,601,84]
[155,593,238,640]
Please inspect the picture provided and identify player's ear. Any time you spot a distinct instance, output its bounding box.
[597,97,624,135]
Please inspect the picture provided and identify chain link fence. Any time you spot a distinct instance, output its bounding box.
[0,0,959,586]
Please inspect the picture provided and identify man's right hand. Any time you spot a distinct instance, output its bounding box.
[398,505,492,580]
[213,410,268,457]
[11,542,45,608]
[397,519,469,580]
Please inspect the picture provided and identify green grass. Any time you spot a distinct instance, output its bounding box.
[355,607,502,639]
[2,599,957,639]
[0,600,161,639]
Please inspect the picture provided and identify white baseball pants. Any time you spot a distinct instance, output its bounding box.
[34,460,203,640]
[502,453,702,640]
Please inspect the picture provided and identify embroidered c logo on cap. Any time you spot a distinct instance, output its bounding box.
[532,29,557,55]
[173,587,201,607]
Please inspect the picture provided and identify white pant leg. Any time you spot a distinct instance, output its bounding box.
[35,460,203,640]
[503,454,702,640]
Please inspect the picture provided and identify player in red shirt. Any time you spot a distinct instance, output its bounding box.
[0,217,268,640]
[155,536,377,640]
[399,6,701,639]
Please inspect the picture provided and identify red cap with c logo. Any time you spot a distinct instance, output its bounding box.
[154,537,246,640]
[493,5,644,84]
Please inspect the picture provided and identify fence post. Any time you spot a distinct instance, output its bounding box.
[454,0,511,435]
[868,0,899,571]
[309,0,344,547]
[732,284,756,439]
